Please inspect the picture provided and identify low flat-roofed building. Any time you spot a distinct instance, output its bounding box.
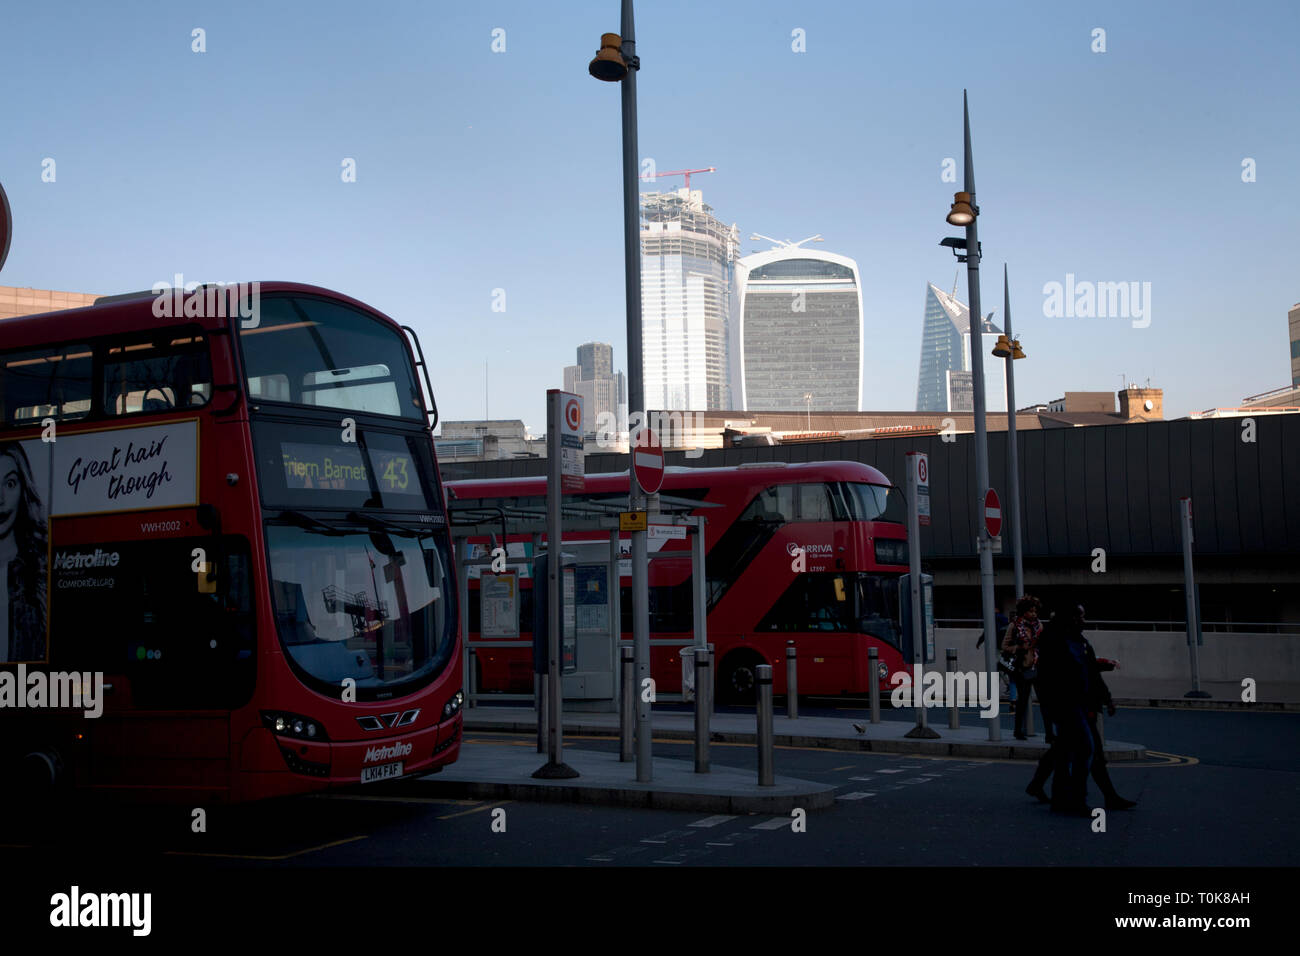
[0,284,100,320]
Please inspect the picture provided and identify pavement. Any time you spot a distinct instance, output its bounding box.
[410,744,837,813]
[1106,678,1300,709]
[403,703,1147,813]
[460,705,1146,760]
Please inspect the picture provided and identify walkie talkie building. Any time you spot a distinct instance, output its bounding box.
[732,246,863,412]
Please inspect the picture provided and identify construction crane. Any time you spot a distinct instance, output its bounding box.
[645,166,716,190]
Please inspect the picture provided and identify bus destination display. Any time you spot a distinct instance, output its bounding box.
[280,440,422,501]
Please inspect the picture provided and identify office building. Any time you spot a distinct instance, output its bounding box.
[562,342,626,437]
[640,189,740,411]
[732,242,863,411]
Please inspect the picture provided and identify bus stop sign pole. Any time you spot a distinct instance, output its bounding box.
[534,390,580,778]
[904,452,939,739]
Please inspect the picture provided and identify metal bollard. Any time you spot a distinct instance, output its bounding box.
[756,664,774,787]
[1026,679,1036,736]
[468,646,477,709]
[785,641,798,719]
[620,646,635,762]
[694,647,710,773]
[946,648,960,730]
[868,647,881,723]
[535,673,545,753]
[707,643,715,720]
[537,674,548,754]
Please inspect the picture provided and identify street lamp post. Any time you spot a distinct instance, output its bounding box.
[943,90,1000,741]
[994,266,1025,598]
[590,0,653,782]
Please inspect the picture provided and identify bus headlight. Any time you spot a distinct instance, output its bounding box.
[262,711,328,741]
[874,539,908,566]
[442,691,464,720]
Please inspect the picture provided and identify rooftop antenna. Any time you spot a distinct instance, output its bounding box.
[952,269,959,297]
[749,233,824,250]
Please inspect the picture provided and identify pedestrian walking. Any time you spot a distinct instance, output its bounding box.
[1001,595,1041,739]
[1077,607,1137,810]
[1027,603,1094,815]
[977,607,1013,702]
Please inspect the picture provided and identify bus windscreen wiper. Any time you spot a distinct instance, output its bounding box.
[346,510,433,538]
[276,509,346,535]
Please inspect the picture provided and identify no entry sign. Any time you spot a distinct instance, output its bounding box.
[0,180,12,275]
[632,428,664,495]
[984,488,1002,538]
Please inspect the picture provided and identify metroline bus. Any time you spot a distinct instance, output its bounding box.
[0,282,462,803]
[447,461,912,701]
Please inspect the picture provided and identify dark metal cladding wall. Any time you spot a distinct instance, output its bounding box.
[438,416,1300,559]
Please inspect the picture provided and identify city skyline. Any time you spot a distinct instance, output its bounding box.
[0,1,1296,433]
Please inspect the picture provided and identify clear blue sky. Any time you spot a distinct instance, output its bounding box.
[2,0,1297,432]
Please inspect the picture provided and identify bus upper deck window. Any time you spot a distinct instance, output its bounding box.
[2,344,93,424]
[103,330,211,416]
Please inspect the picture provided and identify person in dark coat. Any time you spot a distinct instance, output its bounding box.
[1078,608,1136,810]
[1027,604,1136,812]
[1025,605,1092,813]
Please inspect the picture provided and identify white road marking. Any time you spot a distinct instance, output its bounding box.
[837,792,877,800]
[689,815,737,828]
[751,817,792,830]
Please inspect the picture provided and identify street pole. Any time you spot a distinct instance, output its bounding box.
[959,90,1000,742]
[1004,265,1024,599]
[1181,498,1210,698]
[533,392,578,779]
[617,0,652,782]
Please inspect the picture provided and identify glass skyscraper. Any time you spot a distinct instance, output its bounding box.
[640,189,739,411]
[916,282,1004,413]
[732,247,863,411]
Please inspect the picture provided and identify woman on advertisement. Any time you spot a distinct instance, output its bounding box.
[0,441,48,663]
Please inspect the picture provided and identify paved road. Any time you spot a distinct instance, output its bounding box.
[3,706,1294,868]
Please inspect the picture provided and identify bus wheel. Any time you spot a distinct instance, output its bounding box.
[17,748,64,800]
[720,652,764,704]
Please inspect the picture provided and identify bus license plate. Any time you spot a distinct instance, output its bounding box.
[361,762,403,784]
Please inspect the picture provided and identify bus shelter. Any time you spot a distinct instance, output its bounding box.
[449,494,714,714]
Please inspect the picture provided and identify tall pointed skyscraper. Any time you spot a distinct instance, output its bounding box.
[916,281,1004,412]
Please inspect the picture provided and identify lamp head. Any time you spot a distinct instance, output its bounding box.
[946,191,976,226]
[991,334,1012,358]
[589,33,627,81]
[1011,339,1026,360]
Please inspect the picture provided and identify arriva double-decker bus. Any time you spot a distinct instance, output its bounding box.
[447,461,910,702]
[0,282,461,803]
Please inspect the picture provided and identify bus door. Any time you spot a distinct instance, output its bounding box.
[49,510,256,794]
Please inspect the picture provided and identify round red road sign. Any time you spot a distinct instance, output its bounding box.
[0,180,12,275]
[632,428,664,495]
[564,397,581,433]
[984,488,1002,538]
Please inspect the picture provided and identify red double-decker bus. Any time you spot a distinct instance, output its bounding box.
[0,282,462,803]
[447,461,910,701]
